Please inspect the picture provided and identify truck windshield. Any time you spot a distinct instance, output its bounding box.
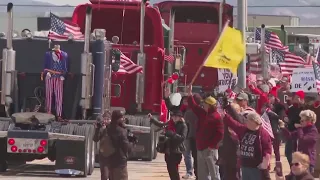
[174,6,218,24]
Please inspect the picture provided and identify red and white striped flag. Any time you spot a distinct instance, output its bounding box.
[248,54,262,74]
[312,61,320,93]
[48,13,84,40]
[164,54,175,63]
[271,49,305,76]
[45,77,64,117]
[255,28,288,52]
[262,109,274,139]
[115,53,143,74]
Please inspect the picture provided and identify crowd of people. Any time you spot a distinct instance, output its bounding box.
[157,75,319,180]
[92,75,320,180]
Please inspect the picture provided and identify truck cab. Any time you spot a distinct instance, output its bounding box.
[155,0,233,92]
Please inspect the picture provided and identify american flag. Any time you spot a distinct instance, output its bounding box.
[255,28,288,52]
[248,53,262,74]
[271,49,305,75]
[164,54,175,63]
[262,109,274,139]
[312,61,320,93]
[48,13,84,40]
[293,47,314,65]
[115,52,143,74]
[316,47,320,63]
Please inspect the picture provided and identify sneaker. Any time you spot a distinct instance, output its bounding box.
[182,173,193,179]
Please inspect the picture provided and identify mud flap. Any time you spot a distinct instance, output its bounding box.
[55,140,86,175]
[126,125,153,161]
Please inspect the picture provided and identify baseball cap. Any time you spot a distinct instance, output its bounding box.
[280,77,288,83]
[236,92,249,101]
[204,96,217,105]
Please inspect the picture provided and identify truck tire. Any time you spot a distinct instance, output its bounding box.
[84,124,95,175]
[0,137,7,172]
[74,125,94,177]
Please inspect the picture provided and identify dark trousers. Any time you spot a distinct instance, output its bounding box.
[285,139,297,166]
[273,136,281,161]
[220,165,240,180]
[109,166,128,180]
[189,137,198,177]
[99,155,109,180]
[165,153,183,180]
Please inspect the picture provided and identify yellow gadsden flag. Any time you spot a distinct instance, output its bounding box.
[204,27,245,74]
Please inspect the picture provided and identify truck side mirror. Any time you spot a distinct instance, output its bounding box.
[112,84,121,97]
[175,55,181,70]
[112,49,121,72]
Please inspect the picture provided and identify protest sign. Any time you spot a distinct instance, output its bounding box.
[290,68,317,93]
[217,69,238,92]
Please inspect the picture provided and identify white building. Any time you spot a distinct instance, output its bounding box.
[233,14,300,27]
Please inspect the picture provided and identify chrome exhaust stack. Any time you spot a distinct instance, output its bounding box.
[167,8,175,90]
[1,3,16,113]
[80,6,93,119]
[135,0,146,112]
[219,0,225,33]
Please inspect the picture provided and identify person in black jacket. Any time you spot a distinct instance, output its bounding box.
[285,91,305,166]
[148,110,188,180]
[106,110,133,180]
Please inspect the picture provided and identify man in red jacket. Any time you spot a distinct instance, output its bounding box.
[187,85,224,180]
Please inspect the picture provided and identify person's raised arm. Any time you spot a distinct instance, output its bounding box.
[223,113,246,137]
[187,85,204,118]
[163,87,174,110]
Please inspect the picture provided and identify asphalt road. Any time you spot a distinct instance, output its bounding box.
[0,145,318,180]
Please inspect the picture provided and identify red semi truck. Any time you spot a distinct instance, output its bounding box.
[155,0,233,91]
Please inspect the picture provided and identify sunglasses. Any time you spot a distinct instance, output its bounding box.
[292,162,300,167]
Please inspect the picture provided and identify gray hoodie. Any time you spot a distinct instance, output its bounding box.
[184,108,198,138]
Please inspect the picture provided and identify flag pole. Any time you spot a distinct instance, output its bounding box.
[189,20,230,86]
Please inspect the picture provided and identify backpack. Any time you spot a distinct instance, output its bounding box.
[99,128,116,157]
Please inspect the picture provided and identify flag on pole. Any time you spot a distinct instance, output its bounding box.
[312,61,320,93]
[116,53,143,74]
[293,47,314,65]
[203,26,245,74]
[164,54,175,63]
[48,13,84,40]
[262,109,275,139]
[271,49,305,76]
[255,28,288,51]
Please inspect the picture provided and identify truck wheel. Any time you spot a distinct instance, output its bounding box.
[85,124,95,175]
[74,125,94,177]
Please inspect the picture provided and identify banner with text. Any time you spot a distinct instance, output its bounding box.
[290,68,317,93]
[217,69,238,92]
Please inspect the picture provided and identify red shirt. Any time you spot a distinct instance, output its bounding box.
[188,96,224,150]
[249,85,269,114]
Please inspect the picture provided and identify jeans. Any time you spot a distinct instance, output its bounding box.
[183,139,193,175]
[165,153,183,180]
[183,138,197,176]
[197,148,220,180]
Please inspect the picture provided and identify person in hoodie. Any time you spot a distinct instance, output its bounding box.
[276,152,314,180]
[106,110,133,180]
[223,110,272,180]
[188,85,224,180]
[285,90,305,166]
[148,110,187,180]
[280,109,318,173]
